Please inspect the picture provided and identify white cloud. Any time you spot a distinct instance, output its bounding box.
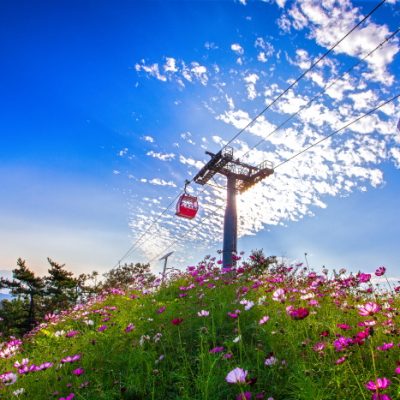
[164,57,178,73]
[135,61,167,82]
[140,178,177,187]
[142,135,155,143]
[179,155,204,169]
[283,0,400,85]
[231,43,244,55]
[118,148,128,157]
[146,151,176,161]
[244,73,260,100]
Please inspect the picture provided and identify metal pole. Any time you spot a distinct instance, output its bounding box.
[223,174,237,268]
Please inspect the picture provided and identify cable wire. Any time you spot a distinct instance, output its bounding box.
[146,92,400,265]
[114,0,388,267]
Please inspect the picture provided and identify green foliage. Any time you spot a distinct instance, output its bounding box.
[44,258,78,311]
[103,262,156,290]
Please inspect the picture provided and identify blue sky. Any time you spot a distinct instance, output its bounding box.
[0,0,399,279]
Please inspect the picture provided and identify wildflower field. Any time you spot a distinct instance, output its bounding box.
[1,256,400,400]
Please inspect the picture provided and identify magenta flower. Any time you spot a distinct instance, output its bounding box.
[209,346,224,354]
[365,377,391,391]
[228,311,240,319]
[61,354,81,364]
[287,307,309,320]
[124,323,135,333]
[375,266,386,276]
[226,367,248,384]
[59,394,75,400]
[157,306,166,314]
[171,318,183,325]
[312,342,326,353]
[358,302,381,316]
[357,273,371,283]
[333,336,353,352]
[377,342,394,351]
[335,356,346,365]
[72,368,85,376]
[237,392,252,400]
[97,325,108,332]
[371,394,392,400]
[0,371,17,385]
[65,330,79,338]
[272,288,286,302]
[337,323,351,330]
[259,316,269,325]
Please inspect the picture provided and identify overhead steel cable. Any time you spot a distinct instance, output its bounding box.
[274,93,400,170]
[114,0,387,267]
[146,92,400,265]
[240,27,400,160]
[220,0,388,151]
[112,192,182,268]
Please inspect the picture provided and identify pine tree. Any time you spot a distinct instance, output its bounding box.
[0,258,45,332]
[44,258,78,312]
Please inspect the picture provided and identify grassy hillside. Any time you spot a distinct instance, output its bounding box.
[0,258,399,400]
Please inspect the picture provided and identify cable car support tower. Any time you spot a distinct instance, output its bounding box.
[193,147,274,268]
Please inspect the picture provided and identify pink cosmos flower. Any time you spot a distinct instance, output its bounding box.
[333,336,353,352]
[226,367,248,384]
[197,310,209,317]
[371,394,392,400]
[335,356,346,365]
[272,288,286,302]
[377,343,394,351]
[312,342,326,353]
[59,394,75,400]
[375,266,386,276]
[337,323,351,330]
[287,307,309,320]
[228,311,240,319]
[209,346,224,354]
[358,302,381,316]
[124,323,135,333]
[365,377,391,391]
[61,354,81,364]
[264,355,278,366]
[357,273,371,283]
[237,392,252,400]
[0,371,17,385]
[171,318,183,325]
[72,368,85,376]
[65,330,79,338]
[97,325,108,332]
[157,306,166,314]
[259,316,269,325]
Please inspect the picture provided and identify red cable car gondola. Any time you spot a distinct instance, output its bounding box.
[176,182,199,219]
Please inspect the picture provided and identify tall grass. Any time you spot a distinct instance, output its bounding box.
[1,258,399,399]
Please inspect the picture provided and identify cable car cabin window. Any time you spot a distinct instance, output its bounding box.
[176,194,198,219]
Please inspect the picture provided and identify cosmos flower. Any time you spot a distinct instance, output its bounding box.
[375,266,386,276]
[377,343,394,351]
[209,346,224,354]
[365,377,391,391]
[0,371,17,385]
[171,318,183,325]
[259,316,269,325]
[272,288,286,302]
[61,354,81,364]
[287,307,309,320]
[72,368,85,376]
[358,302,381,316]
[197,310,209,317]
[226,367,248,384]
[124,323,135,333]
